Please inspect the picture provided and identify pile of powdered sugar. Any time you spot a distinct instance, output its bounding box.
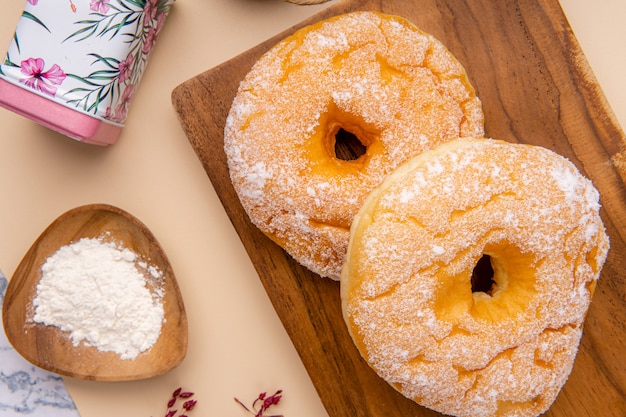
[32,235,165,360]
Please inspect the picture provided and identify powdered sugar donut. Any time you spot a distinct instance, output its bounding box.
[341,138,609,417]
[224,11,484,279]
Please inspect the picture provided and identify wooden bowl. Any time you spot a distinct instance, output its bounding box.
[2,204,188,381]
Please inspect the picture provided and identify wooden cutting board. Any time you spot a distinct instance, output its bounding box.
[171,0,626,415]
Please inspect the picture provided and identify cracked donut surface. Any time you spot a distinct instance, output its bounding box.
[224,11,484,280]
[340,138,609,417]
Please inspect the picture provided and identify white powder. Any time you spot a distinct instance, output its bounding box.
[552,167,581,202]
[32,235,165,360]
[431,245,445,255]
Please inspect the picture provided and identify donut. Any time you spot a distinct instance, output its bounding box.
[224,11,484,280]
[340,138,609,417]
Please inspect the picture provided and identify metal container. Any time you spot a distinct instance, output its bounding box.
[0,0,175,146]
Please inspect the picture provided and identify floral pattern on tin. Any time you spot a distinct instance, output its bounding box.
[61,0,172,122]
[90,0,111,14]
[19,57,66,97]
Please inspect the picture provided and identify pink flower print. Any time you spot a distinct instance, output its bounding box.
[144,0,158,25]
[19,58,66,97]
[155,12,167,35]
[113,84,135,122]
[142,27,158,55]
[117,53,134,83]
[27,0,39,5]
[145,11,170,55]
[90,0,110,14]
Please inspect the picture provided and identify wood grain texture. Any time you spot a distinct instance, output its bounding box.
[2,204,188,381]
[171,0,626,415]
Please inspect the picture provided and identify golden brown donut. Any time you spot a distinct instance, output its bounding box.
[224,11,484,280]
[341,138,609,417]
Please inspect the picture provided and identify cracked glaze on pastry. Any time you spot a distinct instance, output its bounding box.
[224,11,484,279]
[341,138,609,417]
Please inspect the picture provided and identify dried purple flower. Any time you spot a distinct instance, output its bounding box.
[153,387,197,417]
[235,389,284,417]
[183,400,197,411]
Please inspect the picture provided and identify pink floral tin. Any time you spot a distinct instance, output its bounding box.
[0,0,175,145]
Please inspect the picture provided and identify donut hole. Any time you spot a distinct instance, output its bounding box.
[321,109,378,165]
[471,254,496,296]
[334,128,367,161]
[470,245,538,322]
[435,244,537,323]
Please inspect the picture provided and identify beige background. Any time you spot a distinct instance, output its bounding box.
[0,1,624,416]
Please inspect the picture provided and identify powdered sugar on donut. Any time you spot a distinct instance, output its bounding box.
[341,138,609,417]
[224,11,484,279]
